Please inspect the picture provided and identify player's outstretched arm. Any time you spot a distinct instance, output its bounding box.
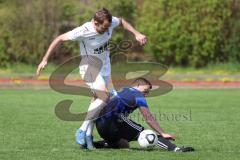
[139,107,176,140]
[36,33,70,77]
[119,18,147,45]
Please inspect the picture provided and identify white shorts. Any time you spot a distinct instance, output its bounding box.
[79,65,110,91]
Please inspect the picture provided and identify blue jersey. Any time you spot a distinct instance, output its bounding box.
[97,87,148,119]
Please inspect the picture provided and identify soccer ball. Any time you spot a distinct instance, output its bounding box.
[137,130,158,148]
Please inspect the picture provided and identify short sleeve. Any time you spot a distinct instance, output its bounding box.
[136,97,148,108]
[67,26,85,41]
[111,16,120,28]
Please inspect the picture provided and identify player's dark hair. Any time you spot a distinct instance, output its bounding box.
[131,78,152,89]
[94,7,112,24]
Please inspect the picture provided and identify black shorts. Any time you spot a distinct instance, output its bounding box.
[96,113,144,144]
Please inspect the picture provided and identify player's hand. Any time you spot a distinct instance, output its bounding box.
[135,33,147,45]
[162,133,176,140]
[36,60,48,77]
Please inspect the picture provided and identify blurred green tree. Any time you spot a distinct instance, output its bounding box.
[136,0,239,67]
[0,0,239,67]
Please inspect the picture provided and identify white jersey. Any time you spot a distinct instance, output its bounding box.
[67,16,120,76]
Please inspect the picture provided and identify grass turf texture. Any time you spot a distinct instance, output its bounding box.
[0,89,240,160]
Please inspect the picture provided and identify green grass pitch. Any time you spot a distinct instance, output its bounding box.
[0,89,240,160]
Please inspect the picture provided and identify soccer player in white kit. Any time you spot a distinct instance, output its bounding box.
[36,8,147,149]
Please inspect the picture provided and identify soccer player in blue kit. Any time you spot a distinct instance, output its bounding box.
[91,78,194,152]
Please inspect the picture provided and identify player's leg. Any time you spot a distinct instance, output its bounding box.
[85,96,96,147]
[157,135,195,152]
[81,92,97,138]
[76,65,109,149]
[76,92,97,147]
[84,75,111,149]
[117,114,191,151]
[85,76,110,137]
[78,88,108,149]
[84,95,97,138]
[94,114,136,149]
[92,140,109,148]
[93,139,129,149]
[156,135,177,151]
[95,116,125,148]
[95,112,194,151]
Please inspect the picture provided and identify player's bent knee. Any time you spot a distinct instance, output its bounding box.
[95,90,109,102]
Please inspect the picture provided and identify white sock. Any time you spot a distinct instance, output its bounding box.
[79,120,90,132]
[79,99,106,131]
[86,121,94,136]
[87,98,106,120]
